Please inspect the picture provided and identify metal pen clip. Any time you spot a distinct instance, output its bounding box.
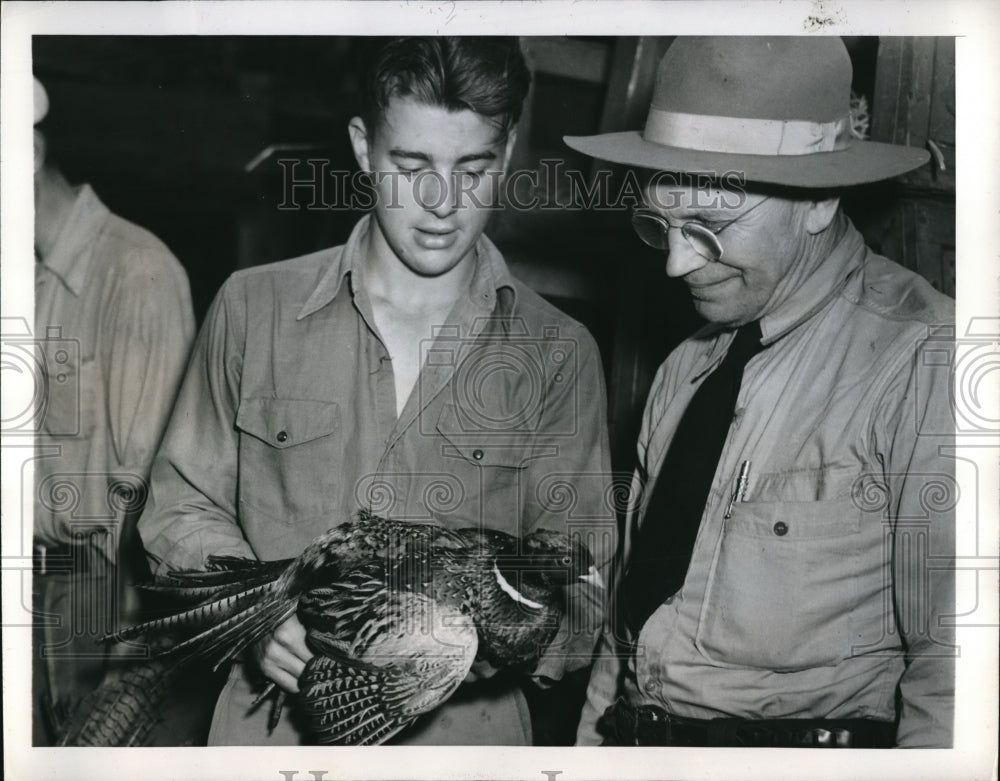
[724,461,751,519]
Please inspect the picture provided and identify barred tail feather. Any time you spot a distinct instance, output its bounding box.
[103,581,277,645]
[199,599,298,670]
[139,559,289,604]
[161,597,295,669]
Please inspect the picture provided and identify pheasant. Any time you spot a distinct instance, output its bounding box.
[98,511,600,745]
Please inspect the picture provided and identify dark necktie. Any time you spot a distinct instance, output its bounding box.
[623,321,765,635]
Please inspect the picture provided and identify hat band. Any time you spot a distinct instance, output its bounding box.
[644,109,853,156]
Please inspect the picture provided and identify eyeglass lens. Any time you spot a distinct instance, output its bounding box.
[681,223,724,261]
[630,212,670,251]
[631,212,725,261]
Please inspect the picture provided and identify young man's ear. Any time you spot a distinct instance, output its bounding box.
[348,117,372,173]
[804,195,840,235]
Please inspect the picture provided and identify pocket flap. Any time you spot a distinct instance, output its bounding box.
[435,403,538,468]
[726,498,861,539]
[236,398,339,449]
[42,356,93,436]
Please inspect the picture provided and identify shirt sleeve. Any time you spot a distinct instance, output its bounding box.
[573,349,674,744]
[103,247,195,476]
[138,278,256,573]
[525,324,616,686]
[876,332,956,748]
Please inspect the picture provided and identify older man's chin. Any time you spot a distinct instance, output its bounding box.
[688,289,768,327]
[690,299,744,327]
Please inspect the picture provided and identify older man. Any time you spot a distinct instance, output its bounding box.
[567,37,954,748]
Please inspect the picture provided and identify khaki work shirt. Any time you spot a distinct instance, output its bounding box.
[577,219,955,748]
[34,184,195,558]
[139,215,614,745]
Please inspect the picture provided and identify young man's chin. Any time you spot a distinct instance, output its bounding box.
[402,248,471,279]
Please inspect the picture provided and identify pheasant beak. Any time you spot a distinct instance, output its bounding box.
[578,565,604,589]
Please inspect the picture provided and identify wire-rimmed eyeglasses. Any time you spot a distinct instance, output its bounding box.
[631,196,772,262]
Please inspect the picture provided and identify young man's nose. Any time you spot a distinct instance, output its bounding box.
[664,230,710,277]
[417,171,459,218]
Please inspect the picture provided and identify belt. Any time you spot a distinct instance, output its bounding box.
[600,698,896,748]
[33,543,94,575]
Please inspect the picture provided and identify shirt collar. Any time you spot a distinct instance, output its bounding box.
[467,224,519,321]
[37,184,108,296]
[689,216,867,378]
[297,213,518,320]
[296,220,358,319]
[759,215,865,345]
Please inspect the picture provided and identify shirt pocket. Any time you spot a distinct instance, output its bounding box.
[235,397,341,529]
[41,355,97,437]
[434,403,533,532]
[695,496,861,672]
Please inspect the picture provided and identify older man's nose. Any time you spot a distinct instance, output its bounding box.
[664,231,709,277]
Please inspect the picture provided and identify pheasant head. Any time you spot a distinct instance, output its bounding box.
[473,529,600,668]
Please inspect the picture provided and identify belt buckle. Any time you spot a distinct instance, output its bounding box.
[807,727,853,748]
[35,545,48,576]
[633,704,672,746]
[812,728,833,747]
[636,704,669,723]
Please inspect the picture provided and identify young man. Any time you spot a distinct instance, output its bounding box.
[566,37,955,748]
[139,37,612,746]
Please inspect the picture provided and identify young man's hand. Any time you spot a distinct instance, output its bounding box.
[463,659,500,683]
[253,615,313,693]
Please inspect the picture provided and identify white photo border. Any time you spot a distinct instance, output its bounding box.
[2,2,997,780]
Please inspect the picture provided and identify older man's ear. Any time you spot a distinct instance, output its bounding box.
[805,196,841,235]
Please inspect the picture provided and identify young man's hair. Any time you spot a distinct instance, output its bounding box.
[358,37,531,140]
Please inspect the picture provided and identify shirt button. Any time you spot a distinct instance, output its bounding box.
[644,680,658,694]
[773,521,789,536]
[664,595,675,605]
[472,449,484,461]
[276,430,288,443]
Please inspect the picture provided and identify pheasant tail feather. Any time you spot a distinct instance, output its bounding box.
[103,581,277,646]
[164,597,296,668]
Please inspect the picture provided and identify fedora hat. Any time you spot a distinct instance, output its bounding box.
[564,37,930,188]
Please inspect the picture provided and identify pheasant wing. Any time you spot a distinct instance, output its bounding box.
[298,568,476,746]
